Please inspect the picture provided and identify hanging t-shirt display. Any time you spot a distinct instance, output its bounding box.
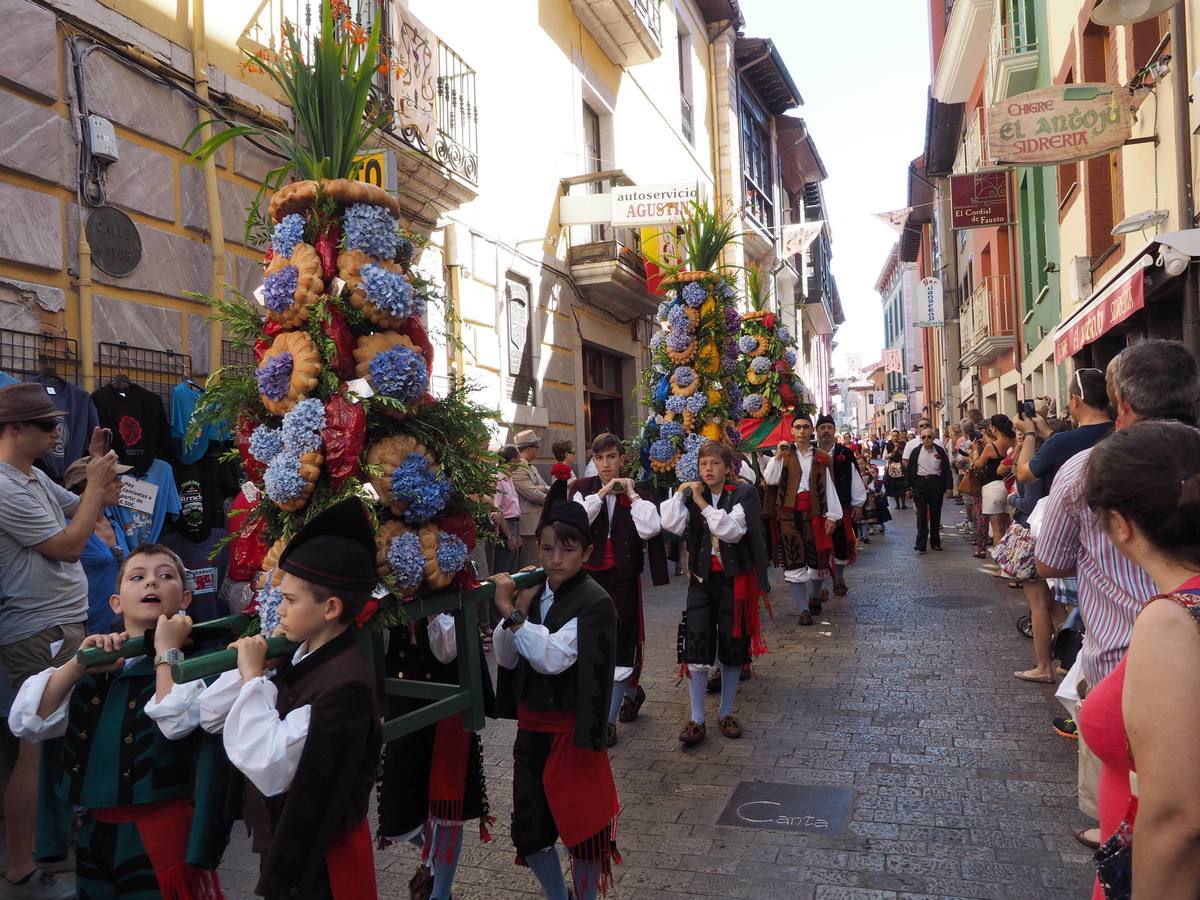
[91,381,172,475]
[33,374,101,483]
[172,445,239,533]
[0,371,19,388]
[111,458,181,549]
[171,380,231,465]
[160,525,228,622]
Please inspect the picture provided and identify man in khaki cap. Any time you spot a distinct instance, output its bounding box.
[510,429,549,567]
[0,384,119,899]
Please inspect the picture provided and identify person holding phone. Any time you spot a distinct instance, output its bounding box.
[1013,368,1112,496]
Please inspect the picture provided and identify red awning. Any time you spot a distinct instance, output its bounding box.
[1054,256,1148,365]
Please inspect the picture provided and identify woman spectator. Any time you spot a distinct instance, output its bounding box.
[63,456,130,634]
[1077,421,1200,898]
[972,414,1014,558]
[1009,419,1070,680]
[491,445,522,578]
[885,441,908,509]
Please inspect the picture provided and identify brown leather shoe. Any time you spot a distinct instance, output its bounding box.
[617,685,646,722]
[679,720,707,745]
[409,863,433,900]
[833,581,848,596]
[605,722,618,747]
[718,715,743,739]
[797,610,814,626]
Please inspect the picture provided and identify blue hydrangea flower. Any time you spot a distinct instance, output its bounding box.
[411,287,430,319]
[396,236,415,261]
[271,214,305,258]
[282,398,325,453]
[391,454,450,524]
[681,282,706,307]
[675,450,699,483]
[742,393,765,415]
[786,350,797,367]
[684,433,706,452]
[686,393,707,415]
[777,325,793,344]
[248,425,283,464]
[256,352,293,401]
[717,280,737,300]
[672,366,696,387]
[264,450,306,503]
[343,203,399,258]
[667,304,691,333]
[751,356,772,374]
[730,398,744,419]
[435,532,468,576]
[660,421,684,441]
[387,532,425,588]
[667,329,692,353]
[725,306,741,332]
[256,578,283,636]
[665,394,687,414]
[361,264,415,318]
[729,382,744,406]
[656,301,672,321]
[650,330,666,352]
[725,424,742,444]
[738,335,759,354]
[648,438,676,462]
[369,345,428,403]
[261,265,298,314]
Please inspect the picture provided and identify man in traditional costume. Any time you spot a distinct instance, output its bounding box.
[568,432,667,746]
[763,414,844,626]
[816,413,866,598]
[491,503,620,900]
[660,441,769,745]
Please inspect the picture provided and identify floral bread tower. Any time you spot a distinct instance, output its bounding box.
[735,264,811,422]
[186,0,497,634]
[637,197,744,487]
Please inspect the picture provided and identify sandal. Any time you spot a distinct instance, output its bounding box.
[1074,827,1101,850]
[973,550,988,559]
[718,714,743,739]
[1013,670,1055,684]
[678,721,706,745]
[1008,580,1021,589]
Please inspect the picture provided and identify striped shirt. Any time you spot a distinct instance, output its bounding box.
[1035,447,1154,688]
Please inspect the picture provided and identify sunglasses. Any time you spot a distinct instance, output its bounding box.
[22,420,59,433]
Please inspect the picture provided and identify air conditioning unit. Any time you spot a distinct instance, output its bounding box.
[1069,257,1093,304]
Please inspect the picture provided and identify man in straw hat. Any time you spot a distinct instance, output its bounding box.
[0,383,119,898]
[510,429,550,568]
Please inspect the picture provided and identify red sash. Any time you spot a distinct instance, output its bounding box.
[325,818,377,899]
[517,705,620,897]
[424,712,493,861]
[584,537,616,572]
[90,798,223,899]
[712,488,769,657]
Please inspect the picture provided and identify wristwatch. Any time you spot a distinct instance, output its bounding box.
[503,609,527,630]
[154,648,184,667]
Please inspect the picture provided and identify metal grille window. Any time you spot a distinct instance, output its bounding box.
[740,89,773,228]
[506,275,535,406]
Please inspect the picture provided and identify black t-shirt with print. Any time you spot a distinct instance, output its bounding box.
[91,383,172,475]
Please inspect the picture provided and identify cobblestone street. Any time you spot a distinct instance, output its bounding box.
[212,505,1094,899]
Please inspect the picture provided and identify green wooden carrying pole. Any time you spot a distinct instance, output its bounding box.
[74,615,251,668]
[171,635,299,683]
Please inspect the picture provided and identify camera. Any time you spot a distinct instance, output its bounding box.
[611,481,625,495]
[1018,399,1035,420]
[680,486,693,501]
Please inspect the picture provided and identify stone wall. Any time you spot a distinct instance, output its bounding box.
[0,0,269,385]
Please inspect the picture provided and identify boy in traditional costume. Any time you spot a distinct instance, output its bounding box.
[659,441,769,745]
[815,413,865,598]
[377,611,494,900]
[8,543,228,899]
[197,499,381,899]
[568,432,667,746]
[763,414,844,626]
[490,503,620,900]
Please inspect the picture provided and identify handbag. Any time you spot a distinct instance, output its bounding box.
[886,461,904,480]
[990,522,1036,580]
[958,468,980,496]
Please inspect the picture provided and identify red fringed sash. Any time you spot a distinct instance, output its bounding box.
[517,706,620,897]
[325,818,377,900]
[709,553,768,657]
[839,515,858,565]
[91,798,223,900]
[424,712,494,861]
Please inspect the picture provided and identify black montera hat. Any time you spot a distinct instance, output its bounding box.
[543,500,592,544]
[816,412,836,427]
[278,498,377,593]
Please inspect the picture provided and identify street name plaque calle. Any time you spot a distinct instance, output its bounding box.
[717,782,853,836]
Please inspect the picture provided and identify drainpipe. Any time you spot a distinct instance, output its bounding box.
[190,0,225,378]
[1172,2,1199,355]
[78,214,95,390]
[707,23,732,265]
[443,223,464,378]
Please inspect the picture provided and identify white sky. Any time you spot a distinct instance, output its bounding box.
[740,0,933,371]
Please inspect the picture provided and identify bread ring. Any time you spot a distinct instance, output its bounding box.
[257,330,321,416]
[264,243,324,329]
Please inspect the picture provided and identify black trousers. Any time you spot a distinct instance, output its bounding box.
[911,476,944,550]
[683,570,750,667]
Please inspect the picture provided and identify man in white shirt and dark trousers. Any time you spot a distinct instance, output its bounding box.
[906,428,952,553]
[660,441,769,746]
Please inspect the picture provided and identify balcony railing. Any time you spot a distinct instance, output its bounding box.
[632,0,662,45]
[985,0,1038,104]
[570,0,664,65]
[960,275,1015,363]
[743,174,774,234]
[681,95,694,145]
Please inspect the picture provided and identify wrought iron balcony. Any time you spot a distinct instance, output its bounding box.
[571,0,665,66]
[985,0,1039,104]
[681,95,694,145]
[960,275,1015,365]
